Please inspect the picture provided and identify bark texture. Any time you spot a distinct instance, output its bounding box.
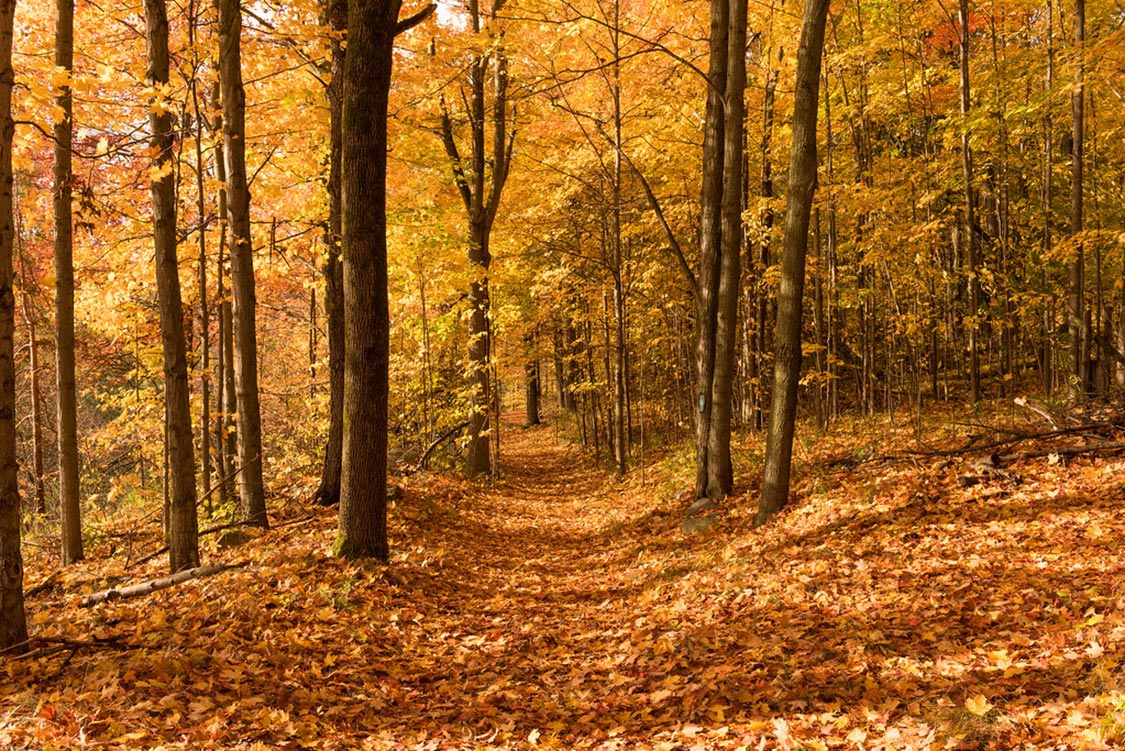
[0,0,27,651]
[314,0,346,508]
[219,0,268,527]
[55,0,82,564]
[145,0,199,572]
[335,0,400,560]
[756,0,830,526]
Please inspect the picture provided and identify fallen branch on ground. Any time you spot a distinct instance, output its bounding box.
[81,563,246,607]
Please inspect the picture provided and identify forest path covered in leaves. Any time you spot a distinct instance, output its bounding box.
[9,412,1125,749]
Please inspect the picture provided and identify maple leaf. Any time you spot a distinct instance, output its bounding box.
[965,695,994,716]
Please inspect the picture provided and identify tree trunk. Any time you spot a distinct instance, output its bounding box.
[218,0,267,527]
[188,7,212,512]
[336,0,401,561]
[16,225,46,514]
[756,0,830,527]
[706,0,747,500]
[1068,0,1085,402]
[0,0,27,652]
[213,92,237,508]
[313,0,345,508]
[145,0,199,573]
[55,0,82,565]
[693,0,726,500]
[437,1,513,478]
[959,0,982,403]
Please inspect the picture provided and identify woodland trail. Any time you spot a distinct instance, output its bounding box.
[10,412,1125,749]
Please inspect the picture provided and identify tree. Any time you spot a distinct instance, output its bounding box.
[144,0,199,572]
[755,0,830,527]
[437,0,515,479]
[336,0,434,558]
[313,0,346,508]
[1068,0,1085,402]
[693,0,744,503]
[55,0,82,565]
[218,0,267,528]
[0,0,26,652]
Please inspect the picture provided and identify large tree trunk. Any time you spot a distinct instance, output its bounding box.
[693,0,727,500]
[756,0,830,527]
[313,0,345,508]
[705,0,747,500]
[218,0,267,527]
[55,0,82,565]
[335,0,401,560]
[0,0,27,652]
[145,0,199,573]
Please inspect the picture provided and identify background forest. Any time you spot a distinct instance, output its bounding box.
[1,0,1125,747]
[7,0,1124,526]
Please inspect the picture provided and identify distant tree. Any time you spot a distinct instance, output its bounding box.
[0,0,27,652]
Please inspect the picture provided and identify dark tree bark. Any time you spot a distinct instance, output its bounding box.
[218,0,268,527]
[55,0,82,565]
[0,0,27,652]
[145,0,199,573]
[336,0,429,558]
[756,0,830,527]
[314,0,346,508]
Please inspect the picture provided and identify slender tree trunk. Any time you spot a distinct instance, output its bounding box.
[145,0,200,573]
[16,212,45,514]
[0,0,27,652]
[525,332,540,427]
[218,0,267,527]
[959,0,981,403]
[756,0,830,526]
[706,0,747,500]
[693,0,727,499]
[188,4,212,511]
[1068,0,1085,402]
[213,95,237,507]
[437,0,513,478]
[314,0,345,507]
[55,0,82,565]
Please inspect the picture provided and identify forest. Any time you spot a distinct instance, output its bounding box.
[1,0,1125,746]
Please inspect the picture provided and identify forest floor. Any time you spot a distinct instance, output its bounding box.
[5,407,1125,749]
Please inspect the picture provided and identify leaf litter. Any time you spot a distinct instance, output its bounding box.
[5,411,1125,749]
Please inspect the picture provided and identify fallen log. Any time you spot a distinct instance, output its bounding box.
[81,563,245,607]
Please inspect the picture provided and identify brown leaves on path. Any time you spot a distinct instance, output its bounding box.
[6,413,1125,749]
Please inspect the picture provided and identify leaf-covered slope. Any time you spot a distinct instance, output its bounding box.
[5,416,1125,749]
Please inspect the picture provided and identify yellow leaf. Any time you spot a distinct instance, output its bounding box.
[527,728,540,746]
[965,694,993,716]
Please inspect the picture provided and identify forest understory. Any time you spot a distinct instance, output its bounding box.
[4,403,1125,750]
